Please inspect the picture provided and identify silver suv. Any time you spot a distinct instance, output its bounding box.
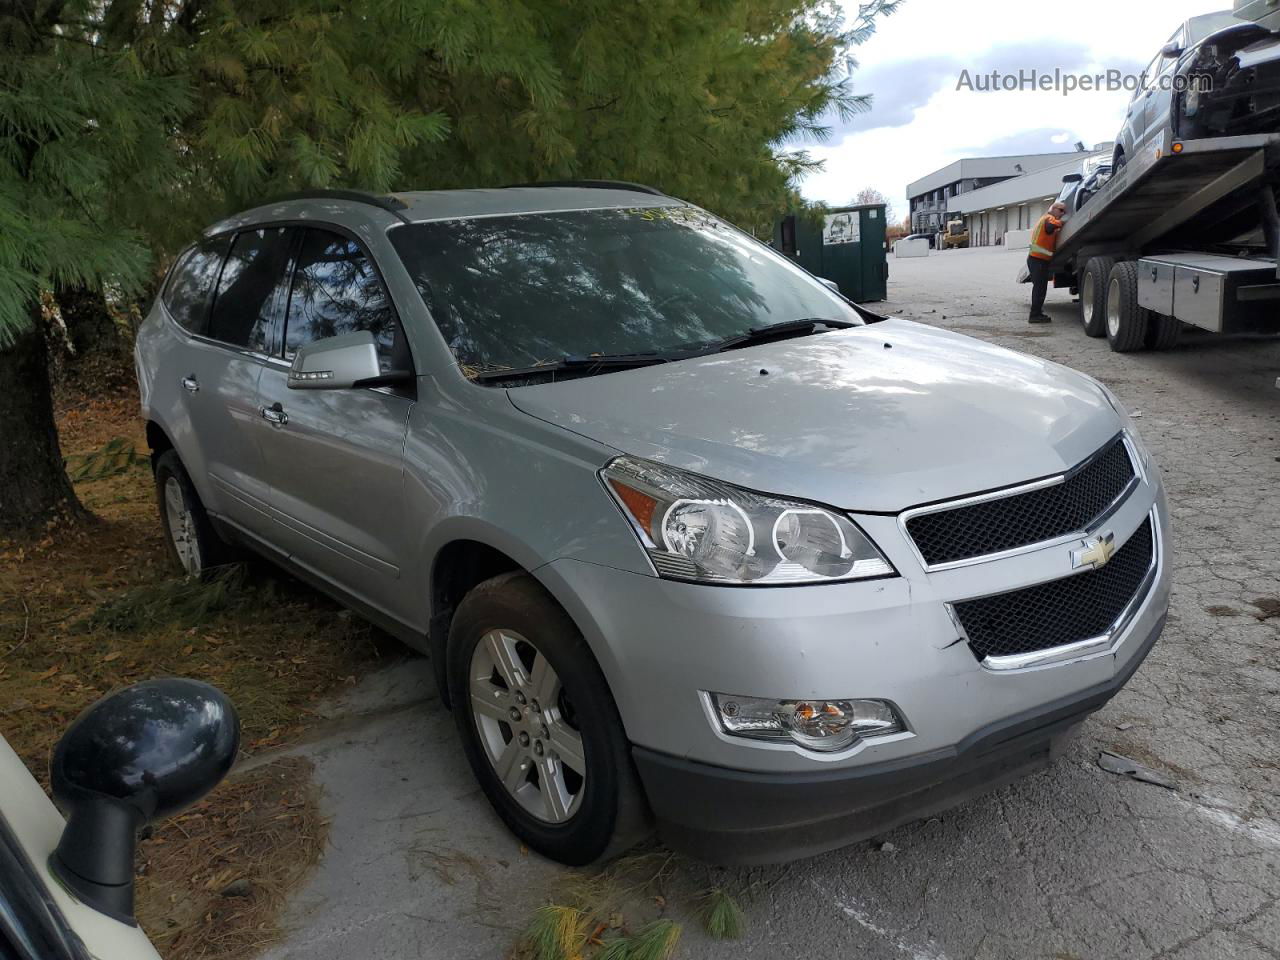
[135,183,1171,865]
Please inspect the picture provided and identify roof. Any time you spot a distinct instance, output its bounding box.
[906,152,1083,199]
[205,184,686,236]
[946,150,1111,215]
[392,186,684,222]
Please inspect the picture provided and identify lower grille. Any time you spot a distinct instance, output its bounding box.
[952,517,1155,662]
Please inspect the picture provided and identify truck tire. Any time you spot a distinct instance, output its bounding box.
[1105,261,1150,353]
[1146,312,1181,350]
[1080,257,1115,337]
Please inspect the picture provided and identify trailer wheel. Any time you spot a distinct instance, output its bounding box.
[1080,257,1115,337]
[1146,313,1181,350]
[1105,261,1150,353]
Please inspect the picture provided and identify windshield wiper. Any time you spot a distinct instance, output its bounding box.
[471,352,671,383]
[713,318,857,354]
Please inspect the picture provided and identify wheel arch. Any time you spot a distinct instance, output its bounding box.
[145,419,175,465]
[427,533,536,709]
[424,529,630,724]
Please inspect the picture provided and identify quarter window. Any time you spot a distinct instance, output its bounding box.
[162,237,229,334]
[207,227,293,351]
[284,229,397,367]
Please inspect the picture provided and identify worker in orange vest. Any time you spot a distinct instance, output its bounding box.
[1027,201,1068,324]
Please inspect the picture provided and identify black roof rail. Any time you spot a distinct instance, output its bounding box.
[503,179,668,197]
[268,189,411,222]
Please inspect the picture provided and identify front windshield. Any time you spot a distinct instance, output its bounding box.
[389,206,862,376]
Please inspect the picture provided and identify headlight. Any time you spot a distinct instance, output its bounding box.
[601,456,893,585]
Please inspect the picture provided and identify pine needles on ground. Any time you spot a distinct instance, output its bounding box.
[524,904,591,960]
[596,920,682,960]
[77,563,256,633]
[699,888,746,940]
[63,437,150,481]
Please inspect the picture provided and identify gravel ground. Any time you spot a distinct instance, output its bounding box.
[264,245,1280,960]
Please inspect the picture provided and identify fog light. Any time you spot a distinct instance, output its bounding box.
[710,694,903,753]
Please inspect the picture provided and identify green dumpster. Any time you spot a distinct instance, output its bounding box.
[772,204,888,302]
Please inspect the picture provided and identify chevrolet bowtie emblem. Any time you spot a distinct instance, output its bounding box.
[1072,531,1116,571]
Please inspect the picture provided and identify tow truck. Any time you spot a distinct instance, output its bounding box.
[1048,129,1280,351]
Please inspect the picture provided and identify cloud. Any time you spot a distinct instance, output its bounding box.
[831,55,961,135]
[960,127,1090,157]
[823,40,1145,141]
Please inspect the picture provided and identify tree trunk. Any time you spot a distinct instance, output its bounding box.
[53,286,135,392]
[0,311,86,532]
[60,286,125,357]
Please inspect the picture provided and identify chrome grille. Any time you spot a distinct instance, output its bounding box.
[952,517,1155,662]
[905,436,1136,567]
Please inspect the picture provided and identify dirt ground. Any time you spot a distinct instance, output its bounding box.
[0,384,392,959]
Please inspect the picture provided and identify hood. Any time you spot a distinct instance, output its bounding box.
[507,319,1121,513]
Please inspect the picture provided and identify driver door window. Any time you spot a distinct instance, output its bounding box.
[283,228,400,370]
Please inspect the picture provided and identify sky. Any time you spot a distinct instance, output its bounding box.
[798,0,1235,220]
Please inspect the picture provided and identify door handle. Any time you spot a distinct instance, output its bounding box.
[181,375,199,393]
[260,402,288,426]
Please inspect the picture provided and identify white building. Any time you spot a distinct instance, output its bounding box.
[948,145,1114,248]
[905,152,1081,235]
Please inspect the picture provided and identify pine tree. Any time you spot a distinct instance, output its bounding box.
[0,0,188,530]
[0,0,901,531]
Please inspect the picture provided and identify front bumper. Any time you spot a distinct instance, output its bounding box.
[534,472,1170,861]
[633,612,1163,864]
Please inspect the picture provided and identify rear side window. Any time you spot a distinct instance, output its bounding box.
[207,227,294,351]
[284,228,399,368]
[162,237,228,334]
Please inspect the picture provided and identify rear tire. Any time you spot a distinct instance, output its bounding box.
[1146,312,1181,350]
[1080,257,1115,337]
[447,572,648,865]
[154,450,237,577]
[1105,261,1150,353]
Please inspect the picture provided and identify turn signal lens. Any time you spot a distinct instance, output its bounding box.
[711,694,904,753]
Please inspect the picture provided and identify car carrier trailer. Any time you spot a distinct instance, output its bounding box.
[1048,130,1280,352]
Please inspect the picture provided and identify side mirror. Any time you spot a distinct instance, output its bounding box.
[817,277,841,294]
[1062,173,1084,184]
[288,330,388,390]
[1161,41,1184,59]
[50,678,238,925]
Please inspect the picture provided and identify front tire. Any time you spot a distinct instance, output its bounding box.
[448,572,646,865]
[1105,261,1150,353]
[154,450,236,577]
[1080,257,1116,337]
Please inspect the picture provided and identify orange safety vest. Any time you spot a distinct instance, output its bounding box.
[1029,214,1063,261]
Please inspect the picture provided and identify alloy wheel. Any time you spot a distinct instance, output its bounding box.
[468,629,586,823]
[163,477,202,576]
[1083,273,1095,324]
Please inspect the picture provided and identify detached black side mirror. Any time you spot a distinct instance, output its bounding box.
[1062,173,1084,184]
[49,678,239,925]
